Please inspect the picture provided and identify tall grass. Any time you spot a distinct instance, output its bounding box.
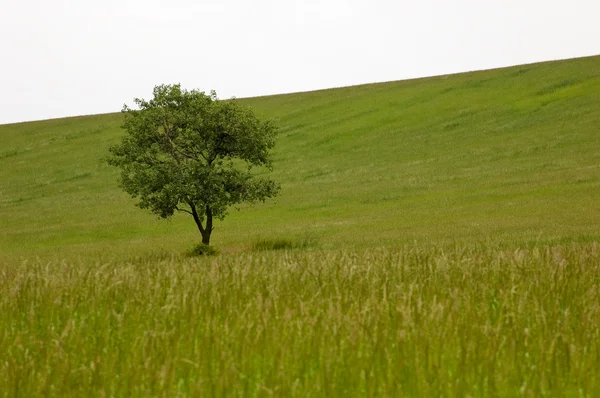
[2,243,599,397]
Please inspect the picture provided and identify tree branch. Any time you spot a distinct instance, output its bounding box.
[187,201,206,235]
[174,206,193,216]
[160,118,198,163]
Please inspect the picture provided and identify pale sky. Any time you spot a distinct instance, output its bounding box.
[1,0,599,125]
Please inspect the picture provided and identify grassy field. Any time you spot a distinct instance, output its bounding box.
[2,245,599,396]
[1,55,599,257]
[1,55,599,396]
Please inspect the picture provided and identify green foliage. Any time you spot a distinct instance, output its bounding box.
[106,84,280,244]
[187,243,219,257]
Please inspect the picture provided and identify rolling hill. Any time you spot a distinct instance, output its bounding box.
[1,55,599,258]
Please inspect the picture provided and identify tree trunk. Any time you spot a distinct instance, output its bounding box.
[201,229,211,245]
[189,202,213,245]
[203,205,213,245]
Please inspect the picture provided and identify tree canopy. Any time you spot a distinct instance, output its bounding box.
[107,84,279,245]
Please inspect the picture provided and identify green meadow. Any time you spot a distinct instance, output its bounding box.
[1,55,599,396]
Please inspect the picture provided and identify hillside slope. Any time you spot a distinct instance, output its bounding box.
[1,55,599,257]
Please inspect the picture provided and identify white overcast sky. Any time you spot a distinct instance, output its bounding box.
[1,0,599,125]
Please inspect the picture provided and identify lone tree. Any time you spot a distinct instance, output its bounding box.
[107,84,279,246]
